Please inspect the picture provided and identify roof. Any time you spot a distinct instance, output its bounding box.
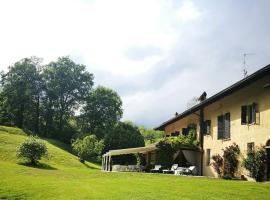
[154,64,270,131]
[103,144,157,156]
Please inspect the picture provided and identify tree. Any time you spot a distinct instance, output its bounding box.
[16,136,48,165]
[80,86,123,138]
[139,126,163,144]
[43,57,94,140]
[72,135,104,163]
[104,121,145,164]
[0,57,43,133]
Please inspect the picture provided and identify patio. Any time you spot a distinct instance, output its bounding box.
[102,144,202,175]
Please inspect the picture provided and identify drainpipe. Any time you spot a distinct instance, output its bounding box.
[199,108,204,176]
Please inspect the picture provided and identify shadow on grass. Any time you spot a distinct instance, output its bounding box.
[45,138,74,154]
[83,162,100,170]
[18,162,57,170]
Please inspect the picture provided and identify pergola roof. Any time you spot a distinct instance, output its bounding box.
[103,144,157,157]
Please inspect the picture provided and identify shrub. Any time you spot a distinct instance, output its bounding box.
[72,135,104,163]
[223,143,240,178]
[243,146,266,182]
[212,154,223,177]
[16,136,48,165]
[211,143,240,179]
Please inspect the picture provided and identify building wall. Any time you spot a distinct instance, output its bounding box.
[203,74,270,177]
[164,113,200,140]
[163,74,270,178]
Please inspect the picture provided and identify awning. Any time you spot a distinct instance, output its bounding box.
[103,144,157,157]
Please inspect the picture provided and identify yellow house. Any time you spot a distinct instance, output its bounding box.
[154,64,270,179]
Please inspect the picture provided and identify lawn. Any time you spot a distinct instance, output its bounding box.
[0,126,270,200]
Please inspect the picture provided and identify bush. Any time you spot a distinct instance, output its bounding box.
[212,154,223,177]
[243,146,266,182]
[211,143,240,179]
[72,135,104,163]
[223,143,240,178]
[16,136,48,165]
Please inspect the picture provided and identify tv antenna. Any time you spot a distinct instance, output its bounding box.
[243,53,255,78]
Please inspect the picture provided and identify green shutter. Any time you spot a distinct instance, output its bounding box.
[248,105,253,124]
[252,103,258,124]
[217,115,224,139]
[241,106,247,124]
[224,113,230,139]
[205,120,211,135]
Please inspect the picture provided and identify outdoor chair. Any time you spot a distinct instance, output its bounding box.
[185,166,197,175]
[162,164,178,174]
[174,166,197,176]
[150,165,162,173]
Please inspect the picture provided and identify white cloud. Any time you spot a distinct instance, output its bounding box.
[176,1,201,23]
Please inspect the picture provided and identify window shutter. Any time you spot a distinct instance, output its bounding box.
[224,113,230,139]
[252,103,259,124]
[248,105,253,124]
[206,149,211,165]
[241,106,247,124]
[217,115,224,139]
[205,120,211,135]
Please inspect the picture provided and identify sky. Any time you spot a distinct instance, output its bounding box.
[0,0,270,128]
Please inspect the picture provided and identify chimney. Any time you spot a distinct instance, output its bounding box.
[198,91,207,102]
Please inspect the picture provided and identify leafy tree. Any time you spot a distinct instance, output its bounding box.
[80,86,123,139]
[139,126,163,144]
[16,135,48,165]
[243,146,266,182]
[104,121,145,164]
[72,135,104,163]
[43,57,94,140]
[0,57,43,133]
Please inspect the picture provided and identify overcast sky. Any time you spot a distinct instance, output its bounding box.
[0,0,269,128]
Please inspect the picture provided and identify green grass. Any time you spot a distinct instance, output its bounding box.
[0,126,270,200]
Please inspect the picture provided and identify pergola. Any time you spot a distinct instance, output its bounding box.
[102,144,157,171]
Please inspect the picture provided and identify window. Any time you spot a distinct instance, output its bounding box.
[204,120,211,135]
[206,149,211,166]
[171,131,179,137]
[182,128,189,136]
[217,113,230,139]
[241,103,259,125]
[247,142,254,153]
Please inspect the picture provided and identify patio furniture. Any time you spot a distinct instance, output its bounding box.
[174,166,197,176]
[174,167,188,175]
[150,165,162,173]
[186,166,197,175]
[162,164,178,174]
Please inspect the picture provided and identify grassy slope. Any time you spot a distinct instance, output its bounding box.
[0,126,270,200]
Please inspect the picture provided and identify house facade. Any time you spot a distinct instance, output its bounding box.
[154,64,270,179]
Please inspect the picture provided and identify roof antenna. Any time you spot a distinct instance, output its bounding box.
[243,53,255,78]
